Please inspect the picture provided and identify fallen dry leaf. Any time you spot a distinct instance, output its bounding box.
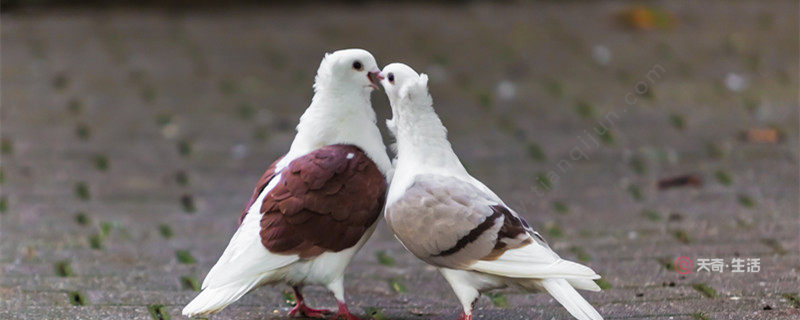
[618,6,677,30]
[658,174,703,190]
[742,128,782,143]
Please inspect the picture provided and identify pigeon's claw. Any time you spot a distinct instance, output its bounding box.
[288,303,332,318]
[457,313,473,320]
[331,301,363,320]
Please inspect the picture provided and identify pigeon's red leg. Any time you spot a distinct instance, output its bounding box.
[457,313,473,320]
[331,301,362,320]
[288,286,333,318]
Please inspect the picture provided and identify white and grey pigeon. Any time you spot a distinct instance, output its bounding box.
[379,63,603,320]
[183,49,392,320]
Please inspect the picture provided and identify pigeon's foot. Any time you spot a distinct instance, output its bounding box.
[457,313,473,320]
[288,302,333,319]
[330,301,362,320]
[289,286,333,318]
[288,303,332,318]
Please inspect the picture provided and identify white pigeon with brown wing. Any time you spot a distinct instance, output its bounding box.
[380,63,604,320]
[183,49,392,320]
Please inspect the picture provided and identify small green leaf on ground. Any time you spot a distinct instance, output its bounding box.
[574,99,595,119]
[100,221,113,237]
[253,125,270,141]
[55,260,73,277]
[2,138,14,154]
[177,140,192,156]
[629,156,646,175]
[714,170,733,185]
[88,234,104,250]
[545,221,564,238]
[69,291,87,306]
[181,275,201,291]
[526,142,546,162]
[706,141,726,158]
[75,182,90,201]
[641,209,662,221]
[364,307,388,320]
[738,194,755,208]
[282,290,297,306]
[595,279,613,290]
[536,172,552,191]
[669,113,686,130]
[158,224,173,239]
[543,78,563,97]
[761,238,788,255]
[175,171,189,186]
[0,166,4,183]
[376,251,396,266]
[598,129,615,145]
[141,86,157,103]
[552,201,569,214]
[53,74,69,90]
[691,312,711,320]
[388,278,406,293]
[431,53,449,66]
[569,246,592,262]
[476,91,492,110]
[238,103,255,120]
[68,99,82,115]
[692,283,717,298]
[175,250,196,264]
[181,194,196,213]
[627,184,644,201]
[672,230,691,244]
[486,292,509,308]
[219,79,237,95]
[782,293,800,308]
[735,217,753,229]
[148,304,171,320]
[495,115,518,136]
[156,114,173,127]
[76,123,91,140]
[74,212,90,225]
[657,257,675,271]
[93,154,109,171]
[0,197,7,214]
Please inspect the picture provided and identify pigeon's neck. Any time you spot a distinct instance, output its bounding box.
[394,104,467,175]
[280,89,392,175]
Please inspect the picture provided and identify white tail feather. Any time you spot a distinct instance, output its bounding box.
[567,278,602,292]
[182,276,264,317]
[468,242,600,279]
[537,278,603,320]
[470,258,600,279]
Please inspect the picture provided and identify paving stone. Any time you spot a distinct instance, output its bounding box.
[1,1,798,319]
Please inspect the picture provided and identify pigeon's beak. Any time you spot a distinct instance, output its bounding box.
[367,70,384,90]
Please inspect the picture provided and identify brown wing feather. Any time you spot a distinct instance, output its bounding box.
[258,144,387,258]
[481,205,534,261]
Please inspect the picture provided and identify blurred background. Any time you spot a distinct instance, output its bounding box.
[1,1,798,319]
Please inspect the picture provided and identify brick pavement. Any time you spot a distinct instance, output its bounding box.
[1,1,798,319]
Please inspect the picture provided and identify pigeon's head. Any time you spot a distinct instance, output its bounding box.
[314,48,383,93]
[380,63,430,105]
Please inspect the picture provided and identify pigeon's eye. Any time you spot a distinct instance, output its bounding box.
[388,73,395,83]
[352,61,363,71]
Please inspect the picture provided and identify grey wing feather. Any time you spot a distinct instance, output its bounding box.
[386,175,511,269]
